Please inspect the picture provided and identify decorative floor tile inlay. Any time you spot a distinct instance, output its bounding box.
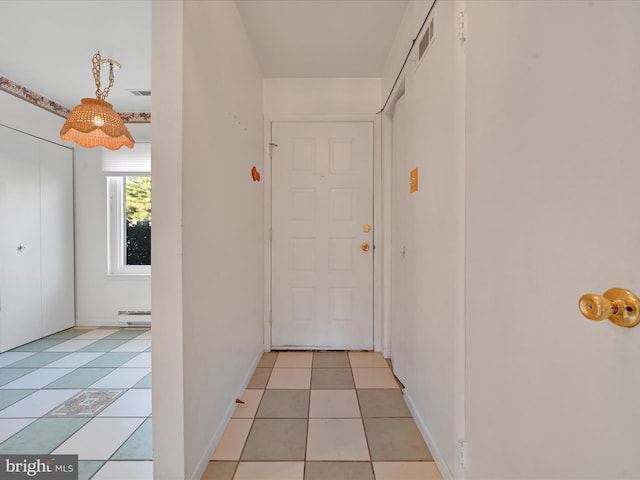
[47,389,124,417]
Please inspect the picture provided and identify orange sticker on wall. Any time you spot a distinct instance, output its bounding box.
[251,166,261,182]
[410,168,418,193]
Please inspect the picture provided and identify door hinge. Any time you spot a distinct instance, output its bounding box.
[269,227,272,242]
[269,143,278,159]
[458,11,466,42]
[459,440,468,468]
[269,310,272,326]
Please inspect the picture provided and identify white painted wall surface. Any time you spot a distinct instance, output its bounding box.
[263,78,380,115]
[74,123,151,327]
[382,1,432,105]
[151,1,185,478]
[381,1,463,477]
[0,90,66,144]
[153,1,264,478]
[465,1,640,478]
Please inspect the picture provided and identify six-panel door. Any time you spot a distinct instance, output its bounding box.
[271,122,374,349]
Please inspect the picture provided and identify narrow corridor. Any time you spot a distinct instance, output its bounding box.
[204,351,442,480]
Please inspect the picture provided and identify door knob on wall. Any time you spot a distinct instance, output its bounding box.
[579,288,640,328]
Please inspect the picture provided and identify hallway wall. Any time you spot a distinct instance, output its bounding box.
[263,78,380,116]
[152,1,265,479]
[381,1,464,478]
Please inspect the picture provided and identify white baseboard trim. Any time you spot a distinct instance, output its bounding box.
[74,319,120,328]
[403,389,455,480]
[190,349,263,480]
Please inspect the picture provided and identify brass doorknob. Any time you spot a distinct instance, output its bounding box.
[361,243,370,252]
[579,288,640,328]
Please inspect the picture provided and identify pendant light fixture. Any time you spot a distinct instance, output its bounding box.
[60,52,134,150]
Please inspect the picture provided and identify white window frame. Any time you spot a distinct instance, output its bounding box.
[107,174,151,276]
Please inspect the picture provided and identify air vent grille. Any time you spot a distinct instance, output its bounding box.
[418,17,435,62]
[130,90,151,96]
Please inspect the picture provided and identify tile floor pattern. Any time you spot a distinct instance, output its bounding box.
[204,351,442,480]
[0,327,152,480]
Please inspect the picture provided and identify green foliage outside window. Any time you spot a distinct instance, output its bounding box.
[125,176,151,265]
[126,176,152,223]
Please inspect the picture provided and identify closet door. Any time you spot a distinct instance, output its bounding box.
[40,140,74,336]
[0,125,42,352]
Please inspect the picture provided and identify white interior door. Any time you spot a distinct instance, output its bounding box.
[40,141,74,336]
[390,94,412,383]
[464,2,640,477]
[0,125,42,352]
[271,121,374,349]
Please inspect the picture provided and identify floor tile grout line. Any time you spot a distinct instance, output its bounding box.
[0,414,92,456]
[234,351,276,470]
[105,416,151,464]
[303,353,313,477]
[46,416,93,455]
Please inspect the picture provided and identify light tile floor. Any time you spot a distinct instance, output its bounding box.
[204,351,442,480]
[0,327,152,480]
[1,332,443,480]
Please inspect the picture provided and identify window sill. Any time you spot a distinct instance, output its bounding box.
[106,273,151,281]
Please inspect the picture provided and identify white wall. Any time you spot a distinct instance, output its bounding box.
[264,78,380,116]
[152,1,265,478]
[465,1,640,478]
[0,92,66,144]
[151,1,185,477]
[381,0,464,477]
[74,123,151,326]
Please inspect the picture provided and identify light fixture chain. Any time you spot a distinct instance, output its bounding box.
[102,63,115,100]
[92,52,103,100]
[91,52,115,101]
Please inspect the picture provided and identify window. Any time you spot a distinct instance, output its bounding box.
[108,176,152,275]
[105,143,151,276]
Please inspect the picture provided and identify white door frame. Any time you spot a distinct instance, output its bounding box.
[263,114,383,352]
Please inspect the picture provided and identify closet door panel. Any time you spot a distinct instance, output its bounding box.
[40,141,74,336]
[0,126,42,352]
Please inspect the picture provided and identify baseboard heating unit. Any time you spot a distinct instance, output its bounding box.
[117,310,151,327]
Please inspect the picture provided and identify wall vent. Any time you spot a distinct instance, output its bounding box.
[130,90,151,96]
[118,310,151,327]
[417,16,435,65]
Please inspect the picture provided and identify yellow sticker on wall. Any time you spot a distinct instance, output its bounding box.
[410,168,418,193]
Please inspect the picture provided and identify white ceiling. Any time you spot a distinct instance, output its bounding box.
[0,0,152,113]
[236,0,408,78]
[0,0,407,114]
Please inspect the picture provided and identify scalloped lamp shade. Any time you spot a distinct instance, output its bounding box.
[60,98,134,150]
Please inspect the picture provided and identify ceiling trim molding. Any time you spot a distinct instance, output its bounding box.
[0,76,151,124]
[120,112,152,123]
